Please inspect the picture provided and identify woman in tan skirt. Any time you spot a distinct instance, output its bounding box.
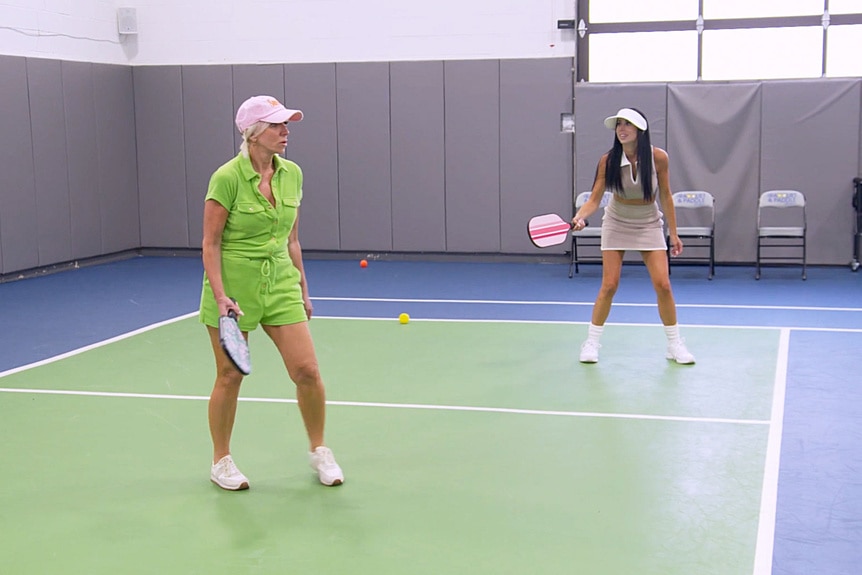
[572,107,695,365]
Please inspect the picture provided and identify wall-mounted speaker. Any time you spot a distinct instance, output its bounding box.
[117,7,138,35]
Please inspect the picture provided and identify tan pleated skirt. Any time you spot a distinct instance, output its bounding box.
[601,197,667,251]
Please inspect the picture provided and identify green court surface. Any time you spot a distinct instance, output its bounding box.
[0,318,780,574]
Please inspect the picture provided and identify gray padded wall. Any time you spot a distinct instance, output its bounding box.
[668,83,762,263]
[500,58,573,254]
[134,66,188,248]
[63,61,102,259]
[760,80,861,265]
[445,60,501,252]
[93,64,139,253]
[282,63,340,251]
[182,66,235,249]
[390,61,446,252]
[0,56,38,273]
[3,52,862,275]
[336,62,393,251]
[0,58,139,275]
[28,58,72,266]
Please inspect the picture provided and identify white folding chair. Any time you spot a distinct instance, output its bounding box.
[668,191,715,279]
[569,191,612,277]
[756,190,807,280]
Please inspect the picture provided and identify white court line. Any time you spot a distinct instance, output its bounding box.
[0,387,769,426]
[313,296,862,313]
[752,328,790,575]
[319,316,781,328]
[316,316,862,334]
[2,314,858,380]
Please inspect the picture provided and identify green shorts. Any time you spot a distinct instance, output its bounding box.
[199,254,307,331]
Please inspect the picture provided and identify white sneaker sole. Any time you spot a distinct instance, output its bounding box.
[211,478,249,491]
[666,355,695,365]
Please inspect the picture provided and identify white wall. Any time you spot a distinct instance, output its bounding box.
[0,0,130,63]
[0,0,576,65]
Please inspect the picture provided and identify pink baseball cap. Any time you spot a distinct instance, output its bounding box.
[235,95,303,133]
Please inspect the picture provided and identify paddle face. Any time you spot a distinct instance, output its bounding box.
[528,213,573,247]
[219,310,251,375]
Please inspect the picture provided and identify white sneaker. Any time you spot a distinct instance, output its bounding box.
[579,339,601,363]
[667,339,696,364]
[211,455,249,491]
[309,446,344,486]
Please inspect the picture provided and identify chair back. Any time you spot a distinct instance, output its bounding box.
[575,191,590,209]
[673,191,714,209]
[759,190,805,208]
[600,191,612,208]
[575,191,613,209]
[758,190,806,229]
[672,191,715,230]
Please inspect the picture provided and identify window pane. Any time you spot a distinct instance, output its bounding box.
[829,0,862,15]
[702,27,822,80]
[703,0,822,19]
[589,31,698,82]
[590,0,698,23]
[827,25,862,77]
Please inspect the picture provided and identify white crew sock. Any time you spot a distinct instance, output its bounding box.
[587,323,604,342]
[664,324,681,343]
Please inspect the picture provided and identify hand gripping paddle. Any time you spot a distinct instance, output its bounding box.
[528,213,584,248]
[218,299,251,375]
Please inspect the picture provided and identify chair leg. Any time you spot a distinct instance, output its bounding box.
[568,237,575,278]
[802,236,807,280]
[755,238,761,280]
[708,237,714,280]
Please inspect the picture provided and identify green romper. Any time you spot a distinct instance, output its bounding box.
[199,153,307,331]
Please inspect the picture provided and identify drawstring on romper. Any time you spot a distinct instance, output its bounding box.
[259,257,278,294]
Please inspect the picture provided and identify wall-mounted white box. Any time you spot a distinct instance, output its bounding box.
[117,7,138,35]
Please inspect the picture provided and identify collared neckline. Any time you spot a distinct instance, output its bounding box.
[620,154,638,184]
[237,153,289,182]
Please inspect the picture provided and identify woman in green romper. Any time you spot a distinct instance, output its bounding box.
[200,95,344,490]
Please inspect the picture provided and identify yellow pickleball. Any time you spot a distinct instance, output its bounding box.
[398,313,410,324]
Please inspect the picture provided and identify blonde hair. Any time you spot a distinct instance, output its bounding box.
[239,121,270,157]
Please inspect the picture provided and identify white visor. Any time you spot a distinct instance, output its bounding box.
[604,108,648,131]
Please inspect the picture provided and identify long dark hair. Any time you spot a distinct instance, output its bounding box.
[604,107,654,201]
